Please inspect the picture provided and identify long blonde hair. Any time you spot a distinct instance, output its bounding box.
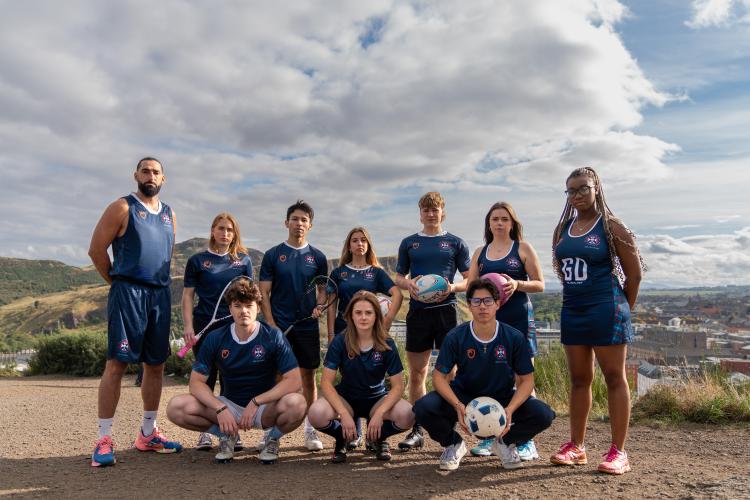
[208,212,248,261]
[339,226,381,267]
[552,167,645,285]
[342,291,391,356]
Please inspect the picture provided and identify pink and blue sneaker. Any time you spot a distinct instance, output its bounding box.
[91,436,116,467]
[134,427,183,454]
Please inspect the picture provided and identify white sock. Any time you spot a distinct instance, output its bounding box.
[141,410,157,436]
[304,417,314,433]
[98,418,113,439]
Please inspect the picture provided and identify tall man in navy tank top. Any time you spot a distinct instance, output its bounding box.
[413,279,555,471]
[259,200,328,452]
[88,158,182,467]
[395,192,471,450]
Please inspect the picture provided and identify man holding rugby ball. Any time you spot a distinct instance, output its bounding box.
[395,192,471,449]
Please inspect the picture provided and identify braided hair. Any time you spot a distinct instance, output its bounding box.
[552,167,646,285]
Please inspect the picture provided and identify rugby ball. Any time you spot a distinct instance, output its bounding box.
[464,396,507,438]
[414,274,450,303]
[482,273,510,306]
[377,295,392,316]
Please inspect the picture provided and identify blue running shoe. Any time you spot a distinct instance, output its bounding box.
[91,436,116,467]
[470,437,495,457]
[517,439,539,461]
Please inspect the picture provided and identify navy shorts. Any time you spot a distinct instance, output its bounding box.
[286,326,321,369]
[405,304,457,353]
[107,279,171,365]
[561,287,633,346]
[335,387,384,419]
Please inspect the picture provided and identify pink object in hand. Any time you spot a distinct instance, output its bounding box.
[481,273,510,306]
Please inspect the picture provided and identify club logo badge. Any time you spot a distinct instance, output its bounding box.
[252,345,266,360]
[494,345,507,362]
[340,271,348,279]
[231,260,244,268]
[506,257,522,269]
[279,254,287,263]
[221,349,230,359]
[412,242,420,250]
[363,271,375,280]
[585,234,601,247]
[161,213,172,225]
[202,260,212,269]
[137,210,147,220]
[467,348,476,359]
[440,241,451,250]
[305,254,316,265]
[372,351,383,363]
[118,339,129,353]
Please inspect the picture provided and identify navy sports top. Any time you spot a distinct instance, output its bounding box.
[110,194,174,287]
[477,241,532,326]
[329,265,394,320]
[184,251,253,325]
[324,335,403,400]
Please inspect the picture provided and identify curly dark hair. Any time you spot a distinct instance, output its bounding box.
[223,277,262,305]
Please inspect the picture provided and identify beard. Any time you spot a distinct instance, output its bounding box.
[138,181,161,197]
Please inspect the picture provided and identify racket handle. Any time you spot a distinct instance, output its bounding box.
[177,342,194,359]
[282,324,294,336]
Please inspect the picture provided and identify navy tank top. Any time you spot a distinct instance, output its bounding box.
[477,241,532,329]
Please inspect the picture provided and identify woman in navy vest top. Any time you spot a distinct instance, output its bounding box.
[550,167,645,475]
[467,201,544,460]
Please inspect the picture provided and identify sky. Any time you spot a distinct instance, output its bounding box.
[0,0,749,288]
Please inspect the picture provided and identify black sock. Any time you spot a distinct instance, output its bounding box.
[380,420,404,440]
[318,420,345,444]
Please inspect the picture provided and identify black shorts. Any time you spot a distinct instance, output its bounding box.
[336,387,385,419]
[405,304,458,353]
[286,326,321,369]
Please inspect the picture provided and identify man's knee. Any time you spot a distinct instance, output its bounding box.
[103,359,128,377]
[281,393,307,418]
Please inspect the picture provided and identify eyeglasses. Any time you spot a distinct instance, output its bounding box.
[564,185,594,198]
[468,297,496,307]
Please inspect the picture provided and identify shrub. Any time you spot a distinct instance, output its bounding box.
[29,329,107,376]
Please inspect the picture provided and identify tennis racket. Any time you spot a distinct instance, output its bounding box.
[282,275,338,336]
[176,275,252,358]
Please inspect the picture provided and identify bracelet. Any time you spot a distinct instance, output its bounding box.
[216,405,228,415]
[252,397,260,407]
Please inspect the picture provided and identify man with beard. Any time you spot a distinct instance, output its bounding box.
[88,157,182,467]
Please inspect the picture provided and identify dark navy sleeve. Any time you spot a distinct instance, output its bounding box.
[243,254,254,280]
[384,339,403,376]
[434,327,459,374]
[396,237,410,276]
[329,267,341,289]
[192,329,220,376]
[376,267,395,294]
[272,328,299,374]
[316,249,328,277]
[259,247,275,281]
[456,237,471,273]
[184,254,200,288]
[507,326,533,376]
[323,334,344,370]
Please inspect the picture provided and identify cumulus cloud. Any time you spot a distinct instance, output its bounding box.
[0,1,687,281]
[686,0,750,28]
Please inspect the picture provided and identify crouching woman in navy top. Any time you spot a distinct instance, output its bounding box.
[413,279,555,472]
[308,291,414,463]
[166,278,306,465]
[549,167,644,475]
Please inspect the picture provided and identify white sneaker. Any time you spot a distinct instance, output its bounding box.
[516,439,539,461]
[304,429,324,451]
[254,429,271,452]
[196,432,213,451]
[259,437,280,464]
[439,440,467,471]
[492,439,523,469]
[214,435,237,463]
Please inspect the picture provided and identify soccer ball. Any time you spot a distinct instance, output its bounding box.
[481,273,510,306]
[464,396,507,438]
[414,274,449,303]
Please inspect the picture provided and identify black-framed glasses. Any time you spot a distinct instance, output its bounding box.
[564,185,594,198]
[468,297,495,307]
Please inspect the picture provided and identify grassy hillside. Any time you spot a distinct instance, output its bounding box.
[0,258,101,306]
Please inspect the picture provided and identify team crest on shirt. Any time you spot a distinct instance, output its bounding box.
[411,242,420,250]
[252,345,266,360]
[221,349,230,359]
[506,257,522,269]
[202,260,212,269]
[279,254,287,263]
[478,263,484,272]
[585,234,601,247]
[340,271,348,279]
[304,254,316,265]
[440,240,451,250]
[161,213,172,225]
[137,210,147,220]
[372,351,383,363]
[363,271,375,280]
[467,348,476,359]
[494,345,507,362]
[231,259,244,268]
[118,339,129,353]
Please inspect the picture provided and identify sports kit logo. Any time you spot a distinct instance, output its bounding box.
[279,254,287,263]
[506,257,522,269]
[231,260,244,268]
[137,210,147,220]
[363,271,375,280]
[467,348,476,359]
[118,339,129,353]
[202,260,212,269]
[304,254,316,265]
[411,242,420,249]
[478,263,484,272]
[252,345,266,360]
[439,240,451,250]
[161,213,172,225]
[494,344,507,362]
[585,234,601,247]
[340,271,348,278]
[221,349,230,359]
[372,351,383,363]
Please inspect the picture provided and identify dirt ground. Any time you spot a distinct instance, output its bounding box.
[0,376,748,499]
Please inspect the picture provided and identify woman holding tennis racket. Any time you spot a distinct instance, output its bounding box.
[182,212,253,451]
[550,167,644,475]
[466,201,544,459]
[309,291,414,463]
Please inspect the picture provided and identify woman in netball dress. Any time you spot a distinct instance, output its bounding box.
[549,167,644,475]
[467,201,544,459]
